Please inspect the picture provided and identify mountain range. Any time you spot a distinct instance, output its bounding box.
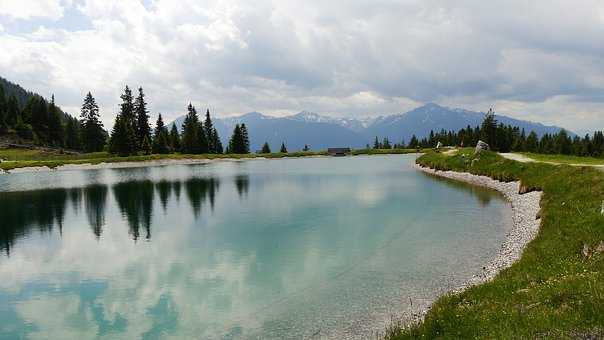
[172,103,569,151]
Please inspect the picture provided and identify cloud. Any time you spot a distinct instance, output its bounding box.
[0,0,66,20]
[0,0,602,132]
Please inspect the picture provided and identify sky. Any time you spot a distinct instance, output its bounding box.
[0,0,603,134]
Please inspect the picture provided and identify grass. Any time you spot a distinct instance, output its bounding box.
[387,150,604,339]
[0,147,419,171]
[520,152,604,166]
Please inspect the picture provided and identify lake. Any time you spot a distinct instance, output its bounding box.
[0,155,511,339]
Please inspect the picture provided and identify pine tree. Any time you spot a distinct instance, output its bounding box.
[280,142,287,153]
[408,135,419,148]
[382,137,391,149]
[152,114,170,154]
[181,103,201,153]
[204,109,217,153]
[64,116,81,150]
[141,135,152,155]
[5,95,20,126]
[169,124,181,151]
[118,85,137,153]
[0,85,6,132]
[303,144,310,152]
[481,108,498,149]
[109,114,136,156]
[80,92,106,152]
[261,142,271,153]
[134,87,151,150]
[212,128,223,153]
[228,124,246,154]
[240,123,250,153]
[197,122,209,153]
[373,136,380,149]
[47,95,64,147]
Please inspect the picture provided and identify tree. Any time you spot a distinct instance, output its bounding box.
[240,123,250,153]
[47,95,64,146]
[525,131,538,152]
[152,114,170,154]
[108,86,139,156]
[408,135,419,148]
[64,116,81,150]
[134,87,151,150]
[373,136,380,149]
[303,144,310,152]
[109,114,136,156]
[228,124,246,154]
[261,142,271,153]
[181,103,201,153]
[555,129,572,155]
[169,124,181,151]
[80,92,106,152]
[280,142,287,153]
[0,85,7,132]
[141,135,152,155]
[211,128,223,153]
[481,108,498,149]
[5,95,20,127]
[382,137,391,149]
[204,109,220,153]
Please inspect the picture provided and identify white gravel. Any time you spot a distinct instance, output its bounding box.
[415,164,543,287]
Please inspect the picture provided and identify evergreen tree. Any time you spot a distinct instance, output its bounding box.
[408,135,419,148]
[141,135,152,155]
[197,121,209,153]
[80,92,106,152]
[118,85,137,153]
[211,128,223,153]
[261,142,271,153]
[525,131,539,152]
[481,108,498,149]
[0,85,6,132]
[109,114,136,156]
[280,142,287,153]
[47,95,64,146]
[152,114,170,154]
[181,103,201,153]
[134,87,151,149]
[228,124,247,154]
[303,144,310,152]
[204,109,219,153]
[5,95,20,126]
[64,116,81,150]
[382,137,391,149]
[240,123,250,153]
[169,124,181,151]
[373,136,380,149]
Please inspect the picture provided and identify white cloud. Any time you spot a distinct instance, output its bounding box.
[0,0,603,131]
[0,0,65,20]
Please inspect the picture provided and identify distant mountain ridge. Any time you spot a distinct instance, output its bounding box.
[170,103,570,151]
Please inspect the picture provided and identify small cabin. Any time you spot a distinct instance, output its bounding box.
[327,148,351,156]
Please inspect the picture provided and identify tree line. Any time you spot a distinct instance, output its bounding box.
[372,109,604,157]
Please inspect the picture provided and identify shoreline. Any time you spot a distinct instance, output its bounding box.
[409,163,542,318]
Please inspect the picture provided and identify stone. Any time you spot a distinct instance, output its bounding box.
[474,140,490,155]
[596,241,604,253]
[582,244,592,260]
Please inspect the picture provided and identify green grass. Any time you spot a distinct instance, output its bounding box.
[387,150,604,339]
[521,152,604,166]
[0,147,419,171]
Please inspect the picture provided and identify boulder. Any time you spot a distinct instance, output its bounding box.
[474,140,490,155]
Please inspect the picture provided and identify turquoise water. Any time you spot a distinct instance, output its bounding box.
[0,155,510,339]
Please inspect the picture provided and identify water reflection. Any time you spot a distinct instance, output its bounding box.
[0,176,235,253]
[0,189,67,255]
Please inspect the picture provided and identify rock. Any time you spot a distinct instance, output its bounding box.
[519,182,539,194]
[596,241,604,253]
[474,140,489,155]
[582,244,592,260]
[436,141,443,149]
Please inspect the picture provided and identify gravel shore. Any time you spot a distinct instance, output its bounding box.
[415,164,543,287]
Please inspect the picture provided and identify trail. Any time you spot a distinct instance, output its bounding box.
[499,153,604,170]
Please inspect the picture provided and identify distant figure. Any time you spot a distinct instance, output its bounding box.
[436,141,443,149]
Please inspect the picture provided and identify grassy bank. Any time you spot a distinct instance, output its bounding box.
[520,152,604,166]
[387,150,604,338]
[0,147,420,171]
